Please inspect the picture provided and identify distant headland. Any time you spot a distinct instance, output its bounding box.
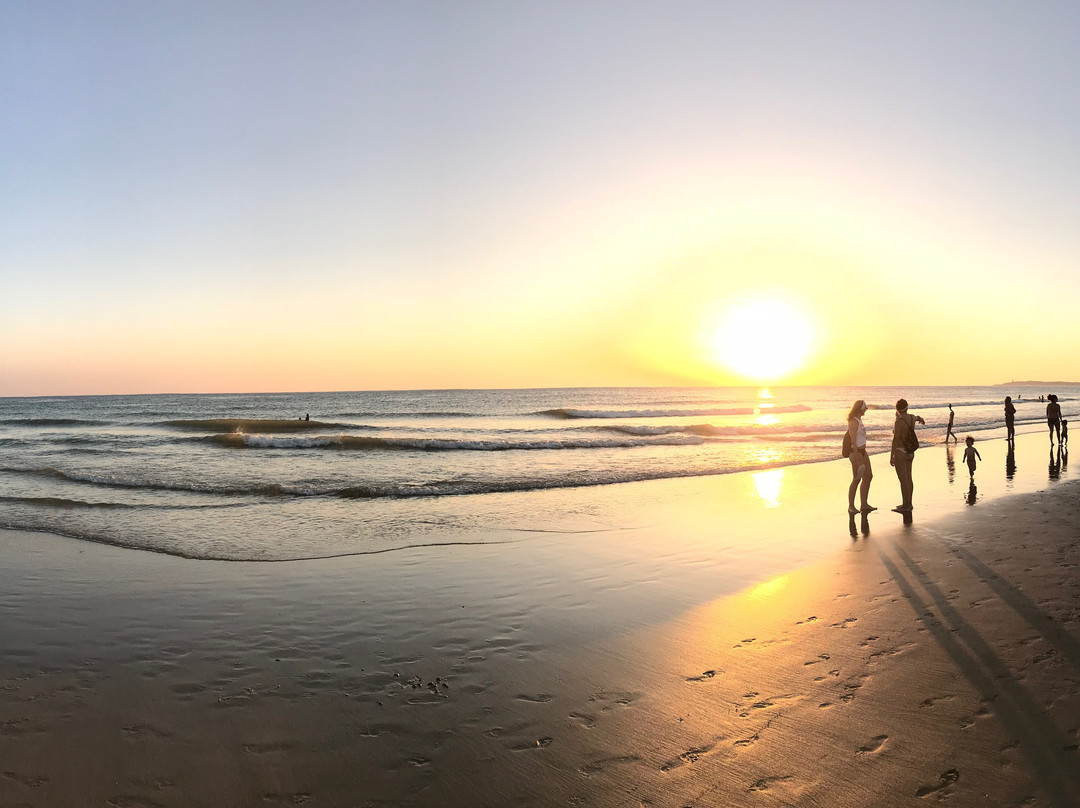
[996,381,1080,386]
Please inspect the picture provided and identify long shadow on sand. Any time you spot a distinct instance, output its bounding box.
[944,543,1080,673]
[875,542,1080,808]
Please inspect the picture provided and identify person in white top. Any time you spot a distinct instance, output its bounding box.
[847,399,876,514]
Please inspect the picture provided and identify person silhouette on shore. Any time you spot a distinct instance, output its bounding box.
[890,399,925,513]
[1004,396,1016,443]
[962,436,981,479]
[1062,419,1069,447]
[945,404,958,443]
[846,400,875,514]
[1047,394,1062,444]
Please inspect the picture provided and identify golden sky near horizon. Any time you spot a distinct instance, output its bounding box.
[4,3,1080,395]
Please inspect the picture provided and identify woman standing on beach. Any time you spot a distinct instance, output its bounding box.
[1004,396,1016,442]
[1046,394,1062,445]
[890,399,925,513]
[846,400,875,514]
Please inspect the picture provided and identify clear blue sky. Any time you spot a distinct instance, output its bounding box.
[4,2,1080,394]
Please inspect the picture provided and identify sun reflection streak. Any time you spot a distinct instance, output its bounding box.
[746,447,785,466]
[749,574,790,599]
[750,468,785,508]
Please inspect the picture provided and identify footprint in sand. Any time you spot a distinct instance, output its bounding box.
[856,735,888,754]
[569,712,598,729]
[660,743,717,771]
[241,741,297,754]
[748,775,794,792]
[685,669,719,682]
[515,693,554,703]
[2,771,49,787]
[121,724,172,739]
[915,769,959,797]
[579,756,640,776]
[920,695,956,709]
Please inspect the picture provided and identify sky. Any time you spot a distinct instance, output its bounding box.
[3,1,1080,395]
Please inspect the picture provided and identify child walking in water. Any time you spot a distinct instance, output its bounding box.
[963,436,982,478]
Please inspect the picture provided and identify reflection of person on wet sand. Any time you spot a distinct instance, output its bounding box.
[1004,396,1016,442]
[847,511,870,540]
[846,400,875,514]
[1006,442,1016,481]
[890,399,925,513]
[1049,445,1062,480]
[1047,394,1062,444]
[945,404,957,443]
[945,445,956,484]
[966,479,978,506]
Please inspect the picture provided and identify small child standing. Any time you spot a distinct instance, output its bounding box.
[1062,420,1069,447]
[963,436,982,478]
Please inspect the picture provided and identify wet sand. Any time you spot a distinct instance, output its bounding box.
[1,431,1078,806]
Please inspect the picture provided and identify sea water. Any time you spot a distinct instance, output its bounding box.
[0,386,1072,560]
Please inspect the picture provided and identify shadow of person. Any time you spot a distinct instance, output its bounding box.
[1006,443,1016,483]
[945,445,956,484]
[1050,446,1062,481]
[966,480,978,506]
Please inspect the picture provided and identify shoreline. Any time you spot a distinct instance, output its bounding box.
[1,430,1078,806]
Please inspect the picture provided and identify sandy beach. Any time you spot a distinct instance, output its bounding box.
[2,431,1078,807]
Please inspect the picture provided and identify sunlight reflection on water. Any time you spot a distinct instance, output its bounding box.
[750,468,785,508]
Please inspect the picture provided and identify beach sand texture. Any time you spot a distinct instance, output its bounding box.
[1,433,1078,807]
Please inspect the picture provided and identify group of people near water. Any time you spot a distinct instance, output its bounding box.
[845,394,1068,516]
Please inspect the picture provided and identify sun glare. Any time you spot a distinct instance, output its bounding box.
[709,297,816,381]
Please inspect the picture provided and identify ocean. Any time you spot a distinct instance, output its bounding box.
[0,386,1073,561]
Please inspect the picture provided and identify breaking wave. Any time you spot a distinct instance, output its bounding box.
[206,433,705,451]
[539,405,812,419]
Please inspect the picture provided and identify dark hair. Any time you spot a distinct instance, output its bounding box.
[965,436,974,445]
[896,399,908,412]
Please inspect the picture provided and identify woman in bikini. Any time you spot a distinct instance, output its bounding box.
[846,399,875,514]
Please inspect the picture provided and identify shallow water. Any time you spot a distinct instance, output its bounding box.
[0,386,1073,559]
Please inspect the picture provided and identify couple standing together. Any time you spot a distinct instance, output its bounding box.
[847,399,925,515]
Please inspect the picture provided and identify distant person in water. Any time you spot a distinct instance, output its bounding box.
[846,400,875,515]
[1047,394,1062,444]
[945,404,957,443]
[890,399,925,513]
[962,436,981,479]
[1004,396,1016,442]
[305,414,310,421]
[1062,419,1069,447]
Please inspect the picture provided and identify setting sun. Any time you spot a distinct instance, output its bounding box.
[708,297,817,382]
